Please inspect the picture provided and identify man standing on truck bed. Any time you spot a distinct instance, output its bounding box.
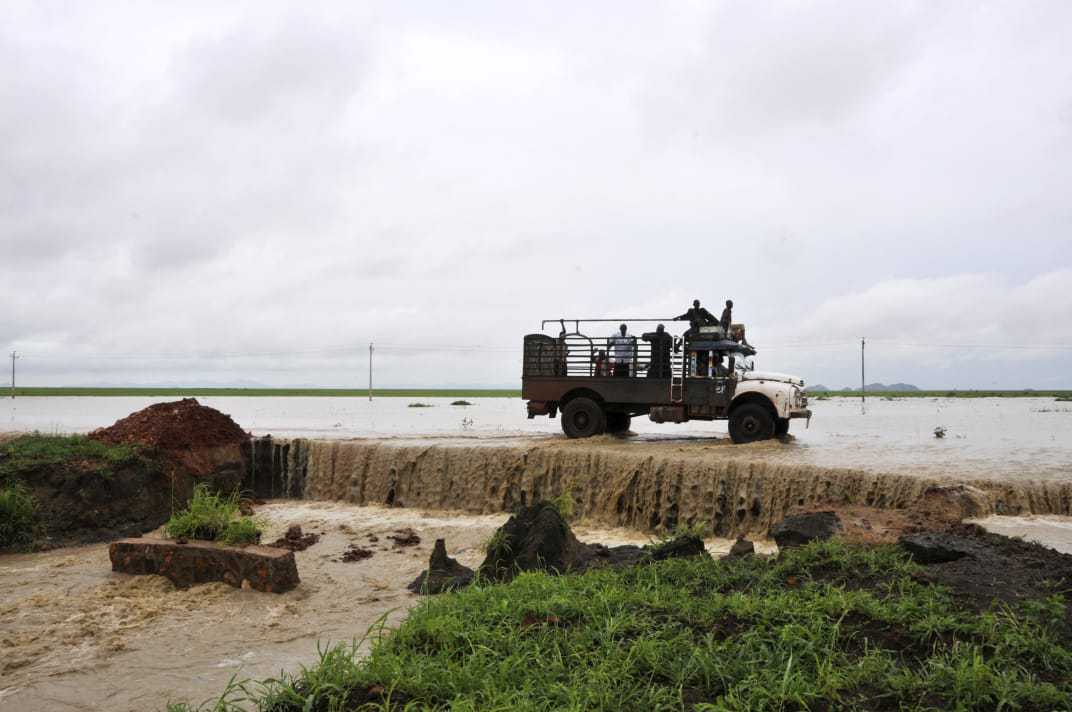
[608,323,635,377]
[642,324,673,378]
[674,299,717,336]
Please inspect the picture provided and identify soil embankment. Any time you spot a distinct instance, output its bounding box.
[247,437,1072,538]
[1,399,249,549]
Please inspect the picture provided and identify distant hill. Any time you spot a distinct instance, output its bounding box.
[806,381,921,392]
[836,382,920,391]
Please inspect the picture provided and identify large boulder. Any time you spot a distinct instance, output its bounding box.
[771,511,842,549]
[109,538,299,593]
[479,503,586,582]
[408,539,475,594]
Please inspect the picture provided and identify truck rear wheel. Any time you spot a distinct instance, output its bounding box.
[561,398,606,438]
[606,412,631,434]
[729,403,775,444]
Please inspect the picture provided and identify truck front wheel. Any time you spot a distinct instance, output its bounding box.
[775,418,790,436]
[729,403,775,443]
[562,398,606,438]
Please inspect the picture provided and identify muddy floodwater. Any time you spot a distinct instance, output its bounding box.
[0,502,768,712]
[4,396,1072,480]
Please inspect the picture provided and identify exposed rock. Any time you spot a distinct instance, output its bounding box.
[650,534,708,561]
[109,538,298,593]
[268,524,320,552]
[388,529,421,547]
[899,532,985,564]
[479,502,587,582]
[917,484,990,521]
[408,539,475,594]
[340,545,374,562]
[725,538,755,558]
[771,511,842,549]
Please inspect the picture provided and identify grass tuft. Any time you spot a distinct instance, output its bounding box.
[0,482,37,550]
[165,484,261,545]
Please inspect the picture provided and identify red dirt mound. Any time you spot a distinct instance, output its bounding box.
[90,398,249,450]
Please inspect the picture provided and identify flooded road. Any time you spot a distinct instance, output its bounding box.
[3,396,1071,481]
[0,501,765,712]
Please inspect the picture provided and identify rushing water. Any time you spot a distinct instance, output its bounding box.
[3,396,1071,480]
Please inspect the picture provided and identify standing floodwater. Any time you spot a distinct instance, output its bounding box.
[3,396,1072,481]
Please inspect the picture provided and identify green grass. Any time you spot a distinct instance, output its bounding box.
[0,482,37,550]
[165,540,1072,711]
[165,484,261,545]
[6,387,521,398]
[0,434,145,483]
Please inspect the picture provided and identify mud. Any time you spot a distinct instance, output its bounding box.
[90,398,248,452]
[268,525,320,552]
[264,438,1072,539]
[903,523,1072,617]
[3,501,740,712]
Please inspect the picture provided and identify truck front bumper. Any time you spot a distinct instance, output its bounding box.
[789,408,812,427]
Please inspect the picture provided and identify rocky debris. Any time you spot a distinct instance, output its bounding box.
[916,484,990,522]
[340,545,374,562]
[268,525,320,552]
[475,503,713,586]
[109,538,298,593]
[771,511,843,549]
[388,529,421,548]
[725,538,755,559]
[408,539,475,594]
[899,532,985,564]
[91,398,249,451]
[650,534,707,561]
[783,485,992,547]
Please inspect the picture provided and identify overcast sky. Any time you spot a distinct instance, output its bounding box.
[2,1,1070,389]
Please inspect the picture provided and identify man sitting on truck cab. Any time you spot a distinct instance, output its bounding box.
[608,324,635,378]
[674,299,717,337]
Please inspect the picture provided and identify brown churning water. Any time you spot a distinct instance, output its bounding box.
[253,437,1072,538]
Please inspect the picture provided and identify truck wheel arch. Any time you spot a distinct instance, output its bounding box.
[560,388,604,408]
[730,392,777,420]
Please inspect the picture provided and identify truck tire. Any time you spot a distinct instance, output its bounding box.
[606,412,631,433]
[729,403,775,444]
[775,418,790,436]
[562,398,606,438]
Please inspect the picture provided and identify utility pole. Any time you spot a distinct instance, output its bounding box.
[368,342,373,401]
[860,337,866,411]
[9,351,17,399]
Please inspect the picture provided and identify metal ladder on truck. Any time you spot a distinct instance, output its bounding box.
[670,356,684,403]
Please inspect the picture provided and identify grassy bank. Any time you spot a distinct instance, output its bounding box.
[0,435,150,550]
[5,387,520,398]
[168,540,1071,711]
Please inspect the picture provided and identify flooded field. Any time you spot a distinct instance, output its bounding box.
[0,501,765,712]
[3,395,1071,480]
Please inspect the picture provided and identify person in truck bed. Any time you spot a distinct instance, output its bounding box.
[608,324,635,377]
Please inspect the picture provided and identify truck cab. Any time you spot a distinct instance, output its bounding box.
[522,319,811,443]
